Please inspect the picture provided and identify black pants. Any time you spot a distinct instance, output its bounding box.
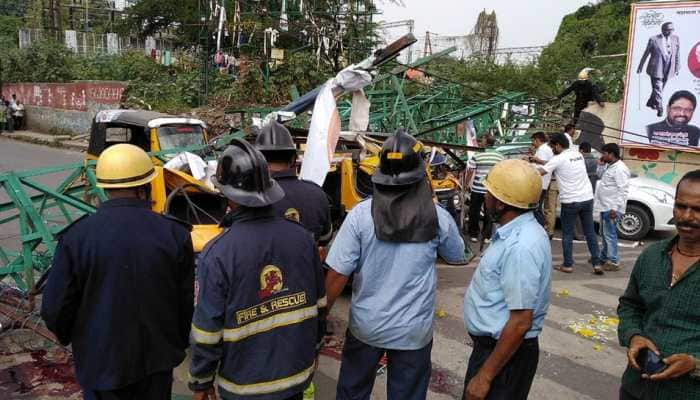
[82,370,173,400]
[336,330,432,400]
[533,190,546,228]
[620,387,640,400]
[573,101,587,125]
[468,192,492,239]
[463,335,539,400]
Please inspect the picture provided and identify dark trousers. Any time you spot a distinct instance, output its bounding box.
[533,190,546,228]
[82,370,173,400]
[468,192,492,239]
[647,76,667,111]
[620,387,640,400]
[463,335,539,400]
[6,116,13,132]
[561,199,600,267]
[573,101,587,125]
[336,330,432,400]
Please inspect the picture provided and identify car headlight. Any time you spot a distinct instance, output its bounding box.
[640,187,674,204]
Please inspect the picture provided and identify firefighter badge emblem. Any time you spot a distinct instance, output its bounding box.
[284,207,301,223]
[258,265,284,299]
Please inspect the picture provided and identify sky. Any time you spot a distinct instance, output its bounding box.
[378,0,593,49]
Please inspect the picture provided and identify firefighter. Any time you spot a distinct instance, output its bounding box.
[41,144,195,400]
[255,120,332,245]
[324,129,468,400]
[189,139,326,400]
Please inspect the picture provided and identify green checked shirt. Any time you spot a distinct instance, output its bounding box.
[618,237,700,400]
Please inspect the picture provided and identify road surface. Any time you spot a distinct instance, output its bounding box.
[0,137,675,399]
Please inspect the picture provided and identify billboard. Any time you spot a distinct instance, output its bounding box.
[621,2,700,151]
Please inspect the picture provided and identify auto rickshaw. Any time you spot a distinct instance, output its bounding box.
[85,110,226,252]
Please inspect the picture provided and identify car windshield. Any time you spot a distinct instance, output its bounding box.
[157,125,205,151]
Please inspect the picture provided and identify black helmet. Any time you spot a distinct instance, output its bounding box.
[255,120,296,153]
[372,128,426,186]
[212,139,285,207]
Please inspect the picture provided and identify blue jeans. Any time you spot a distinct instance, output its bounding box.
[337,330,432,400]
[600,211,620,264]
[560,200,600,267]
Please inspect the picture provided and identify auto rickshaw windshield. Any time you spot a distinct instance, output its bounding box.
[157,125,205,151]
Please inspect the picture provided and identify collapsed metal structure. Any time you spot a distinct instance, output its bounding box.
[0,44,536,296]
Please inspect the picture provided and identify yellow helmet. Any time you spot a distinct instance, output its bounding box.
[578,67,592,80]
[95,144,157,189]
[483,159,542,209]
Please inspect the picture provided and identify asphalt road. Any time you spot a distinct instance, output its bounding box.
[0,137,676,400]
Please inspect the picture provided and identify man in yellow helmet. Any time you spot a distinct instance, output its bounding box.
[557,68,605,124]
[41,144,195,400]
[462,159,552,400]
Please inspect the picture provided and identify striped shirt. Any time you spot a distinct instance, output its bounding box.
[468,150,505,194]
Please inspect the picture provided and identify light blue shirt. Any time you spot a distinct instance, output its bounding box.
[463,212,551,339]
[326,199,467,350]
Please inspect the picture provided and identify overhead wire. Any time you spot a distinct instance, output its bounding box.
[393,60,700,157]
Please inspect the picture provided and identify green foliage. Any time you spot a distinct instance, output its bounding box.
[0,15,22,50]
[217,51,333,108]
[2,41,75,83]
[116,0,200,43]
[539,0,631,102]
[0,0,27,17]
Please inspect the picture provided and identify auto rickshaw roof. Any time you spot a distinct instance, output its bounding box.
[94,109,207,128]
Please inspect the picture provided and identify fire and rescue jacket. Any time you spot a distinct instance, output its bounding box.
[271,169,333,245]
[189,206,326,400]
[40,198,195,390]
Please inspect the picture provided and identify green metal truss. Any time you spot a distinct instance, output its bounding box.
[0,162,105,292]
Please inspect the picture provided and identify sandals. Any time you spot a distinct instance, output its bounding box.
[592,265,605,275]
[554,265,574,273]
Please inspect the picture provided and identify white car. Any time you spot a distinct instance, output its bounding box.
[605,176,675,240]
[495,141,677,240]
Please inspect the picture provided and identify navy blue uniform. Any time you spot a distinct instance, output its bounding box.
[189,206,326,400]
[41,198,195,395]
[271,169,332,244]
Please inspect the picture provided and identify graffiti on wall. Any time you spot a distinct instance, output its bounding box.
[1,82,126,112]
[626,148,691,186]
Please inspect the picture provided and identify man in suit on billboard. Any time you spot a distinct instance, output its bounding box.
[637,22,680,117]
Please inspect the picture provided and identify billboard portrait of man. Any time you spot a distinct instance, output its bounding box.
[637,22,680,117]
[646,90,700,147]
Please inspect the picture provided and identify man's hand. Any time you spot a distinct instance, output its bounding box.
[193,387,217,400]
[464,372,493,400]
[609,210,617,220]
[647,354,696,380]
[627,335,659,371]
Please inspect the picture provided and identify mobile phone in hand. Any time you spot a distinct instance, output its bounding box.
[637,348,667,375]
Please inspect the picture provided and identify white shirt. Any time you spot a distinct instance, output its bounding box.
[534,143,554,189]
[564,132,574,147]
[542,149,593,203]
[594,160,631,213]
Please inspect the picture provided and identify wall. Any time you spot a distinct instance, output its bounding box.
[1,81,127,135]
[580,102,700,188]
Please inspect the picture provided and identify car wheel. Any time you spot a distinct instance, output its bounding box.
[617,204,651,241]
